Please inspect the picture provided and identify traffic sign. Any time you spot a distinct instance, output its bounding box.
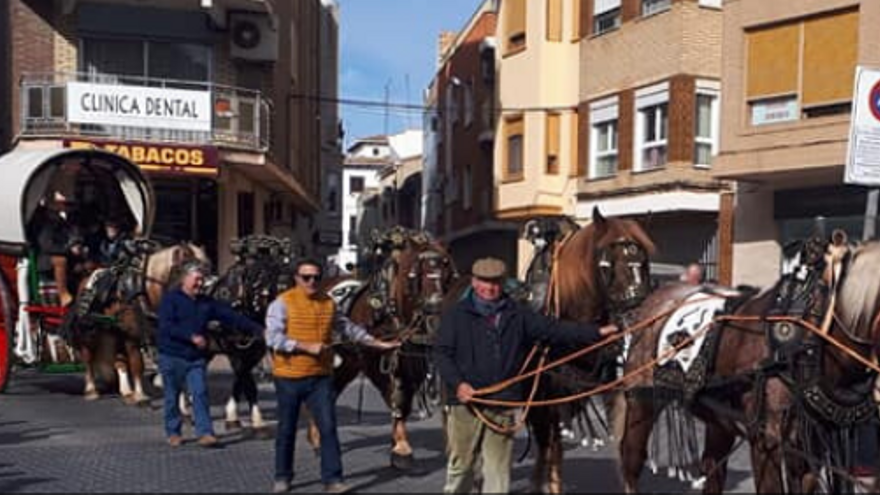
[845,67,880,185]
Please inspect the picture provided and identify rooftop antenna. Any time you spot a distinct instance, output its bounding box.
[384,78,391,136]
[405,73,413,129]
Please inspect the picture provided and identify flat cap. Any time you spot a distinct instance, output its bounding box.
[472,257,507,280]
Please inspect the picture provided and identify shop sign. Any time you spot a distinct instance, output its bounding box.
[846,67,880,186]
[64,139,218,176]
[67,82,211,132]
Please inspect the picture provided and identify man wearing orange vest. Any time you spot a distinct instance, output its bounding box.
[266,258,399,494]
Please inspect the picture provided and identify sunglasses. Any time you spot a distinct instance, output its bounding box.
[297,274,322,283]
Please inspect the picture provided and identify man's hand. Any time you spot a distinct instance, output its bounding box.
[456,382,476,404]
[296,342,325,357]
[369,339,401,351]
[192,335,207,349]
[599,324,620,337]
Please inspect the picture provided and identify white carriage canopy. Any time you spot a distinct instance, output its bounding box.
[0,148,155,255]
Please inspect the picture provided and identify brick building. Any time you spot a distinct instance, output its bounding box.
[573,0,731,282]
[1,0,334,270]
[424,0,512,271]
[715,0,875,287]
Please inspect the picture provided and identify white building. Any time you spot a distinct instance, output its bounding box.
[336,135,391,271]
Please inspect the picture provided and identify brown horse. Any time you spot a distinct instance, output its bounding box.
[525,208,656,493]
[73,240,207,404]
[315,230,461,469]
[617,231,880,494]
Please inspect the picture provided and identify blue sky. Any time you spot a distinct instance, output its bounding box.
[337,0,477,146]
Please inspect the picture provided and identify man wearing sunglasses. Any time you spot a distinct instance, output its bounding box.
[266,258,399,494]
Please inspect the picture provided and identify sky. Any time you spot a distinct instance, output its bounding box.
[337,0,477,147]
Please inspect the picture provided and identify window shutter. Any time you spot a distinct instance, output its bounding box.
[746,24,800,99]
[802,10,859,107]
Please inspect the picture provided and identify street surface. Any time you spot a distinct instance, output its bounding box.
[0,361,756,493]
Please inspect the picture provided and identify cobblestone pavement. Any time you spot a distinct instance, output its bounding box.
[0,364,756,493]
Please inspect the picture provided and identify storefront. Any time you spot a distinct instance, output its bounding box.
[64,139,220,261]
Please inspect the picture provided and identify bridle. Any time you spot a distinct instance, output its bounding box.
[595,238,652,313]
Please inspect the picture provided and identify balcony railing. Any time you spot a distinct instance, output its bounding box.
[20,72,271,151]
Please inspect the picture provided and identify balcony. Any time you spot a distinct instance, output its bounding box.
[20,72,271,151]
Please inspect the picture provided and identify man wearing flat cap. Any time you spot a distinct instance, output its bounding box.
[157,260,264,449]
[435,257,618,493]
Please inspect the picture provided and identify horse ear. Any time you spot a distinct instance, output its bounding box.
[592,206,607,230]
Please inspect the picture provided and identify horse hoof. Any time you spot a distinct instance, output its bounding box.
[84,391,100,401]
[225,420,243,432]
[390,452,414,471]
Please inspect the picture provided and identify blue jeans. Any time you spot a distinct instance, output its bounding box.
[159,354,214,438]
[274,375,342,485]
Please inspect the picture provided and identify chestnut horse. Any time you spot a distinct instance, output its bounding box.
[316,230,460,469]
[618,232,880,493]
[525,208,656,493]
[72,240,207,404]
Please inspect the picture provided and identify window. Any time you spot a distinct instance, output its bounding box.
[634,85,669,172]
[463,165,473,210]
[348,215,358,245]
[751,96,798,126]
[350,176,365,194]
[546,113,561,175]
[504,0,527,54]
[642,0,671,17]
[592,121,618,178]
[694,88,720,167]
[327,173,340,213]
[464,81,475,128]
[746,11,858,125]
[506,117,525,179]
[82,38,210,83]
[593,0,621,35]
[639,104,668,170]
[547,0,563,42]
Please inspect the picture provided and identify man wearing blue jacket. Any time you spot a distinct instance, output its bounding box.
[158,259,263,448]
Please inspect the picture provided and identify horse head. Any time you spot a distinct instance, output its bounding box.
[400,236,458,318]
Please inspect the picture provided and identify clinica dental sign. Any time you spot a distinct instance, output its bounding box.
[67,82,212,132]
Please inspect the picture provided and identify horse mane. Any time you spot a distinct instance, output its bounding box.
[146,242,210,287]
[555,217,656,321]
[837,241,880,337]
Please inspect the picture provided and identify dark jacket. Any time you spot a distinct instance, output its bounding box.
[158,288,263,361]
[434,293,604,406]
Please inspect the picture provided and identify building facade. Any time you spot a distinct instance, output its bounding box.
[575,0,730,283]
[716,0,873,287]
[424,0,520,272]
[494,0,582,274]
[4,0,330,270]
[314,0,344,261]
[337,136,390,271]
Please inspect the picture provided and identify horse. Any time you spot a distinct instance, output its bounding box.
[517,208,656,493]
[205,235,295,437]
[315,227,461,470]
[71,239,208,404]
[616,229,880,494]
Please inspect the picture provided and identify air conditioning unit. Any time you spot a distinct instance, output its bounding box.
[229,12,278,62]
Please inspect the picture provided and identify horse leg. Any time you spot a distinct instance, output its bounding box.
[530,408,553,493]
[125,340,148,405]
[746,381,787,494]
[699,421,737,494]
[619,399,655,494]
[81,345,100,401]
[363,353,417,470]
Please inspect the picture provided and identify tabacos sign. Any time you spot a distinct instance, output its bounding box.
[67,82,211,132]
[64,139,219,176]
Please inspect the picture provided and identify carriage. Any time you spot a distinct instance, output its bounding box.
[0,147,154,393]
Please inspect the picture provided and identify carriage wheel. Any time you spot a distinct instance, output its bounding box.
[0,271,15,393]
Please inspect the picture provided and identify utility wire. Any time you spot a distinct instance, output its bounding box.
[291,93,579,115]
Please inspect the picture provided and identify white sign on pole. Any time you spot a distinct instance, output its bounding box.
[67,82,212,132]
[845,67,880,186]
